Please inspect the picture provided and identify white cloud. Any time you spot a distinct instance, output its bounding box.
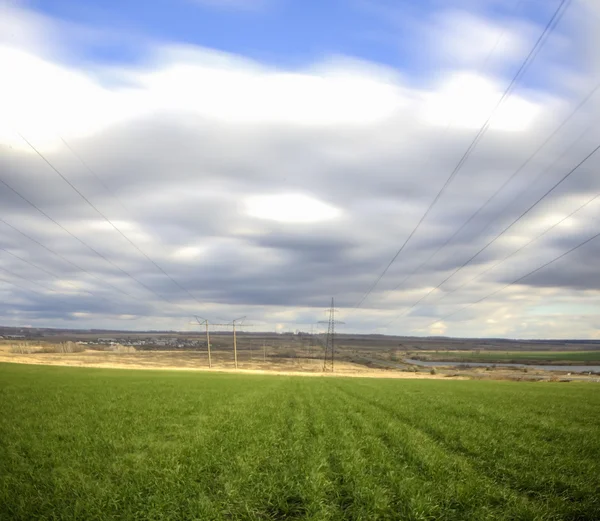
[0,46,146,151]
[0,2,599,338]
[421,72,541,131]
[432,10,534,69]
[171,246,208,261]
[244,194,342,223]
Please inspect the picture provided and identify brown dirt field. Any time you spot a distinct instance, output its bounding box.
[0,345,461,379]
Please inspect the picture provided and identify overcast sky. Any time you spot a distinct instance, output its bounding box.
[1,0,599,338]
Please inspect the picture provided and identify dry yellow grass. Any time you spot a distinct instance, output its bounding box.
[0,344,459,379]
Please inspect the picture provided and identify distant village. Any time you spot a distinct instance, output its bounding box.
[78,337,208,350]
[0,331,207,350]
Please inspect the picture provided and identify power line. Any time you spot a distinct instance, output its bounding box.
[417,226,600,333]
[0,264,76,306]
[430,191,600,309]
[61,137,208,304]
[372,0,526,287]
[22,131,206,308]
[318,298,345,372]
[0,261,137,319]
[0,273,68,304]
[394,140,600,318]
[381,119,597,327]
[352,0,572,309]
[0,173,185,311]
[59,137,130,217]
[0,269,176,325]
[0,244,141,309]
[59,136,207,302]
[383,187,600,329]
[388,79,600,295]
[0,217,143,303]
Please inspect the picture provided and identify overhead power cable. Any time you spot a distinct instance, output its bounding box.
[59,137,130,216]
[396,141,600,314]
[382,119,597,326]
[0,273,70,304]
[417,226,600,333]
[383,187,600,329]
[389,79,600,295]
[21,131,206,308]
[0,174,184,311]
[431,192,600,308]
[352,0,572,309]
[0,264,77,307]
[0,272,171,324]
[0,217,143,303]
[0,245,136,308]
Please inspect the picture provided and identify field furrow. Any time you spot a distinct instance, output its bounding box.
[1,364,599,520]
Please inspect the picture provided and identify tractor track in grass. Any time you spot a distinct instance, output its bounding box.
[330,380,600,520]
[1,364,599,520]
[330,381,576,516]
[328,382,542,520]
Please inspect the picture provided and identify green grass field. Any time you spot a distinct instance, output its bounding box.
[1,363,599,520]
[415,350,600,364]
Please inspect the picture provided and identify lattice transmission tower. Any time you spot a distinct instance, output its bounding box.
[318,298,344,372]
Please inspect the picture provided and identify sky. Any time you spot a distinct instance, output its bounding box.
[1,0,600,338]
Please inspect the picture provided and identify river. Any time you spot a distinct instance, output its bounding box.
[405,359,600,373]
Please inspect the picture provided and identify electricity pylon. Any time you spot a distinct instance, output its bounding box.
[318,298,345,372]
[195,317,213,368]
[194,316,251,368]
[195,316,232,368]
[231,316,247,369]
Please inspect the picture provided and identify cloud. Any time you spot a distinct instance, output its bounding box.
[0,2,599,338]
[429,9,536,70]
[244,193,342,223]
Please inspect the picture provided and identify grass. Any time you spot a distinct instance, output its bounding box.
[413,350,600,364]
[1,363,599,520]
